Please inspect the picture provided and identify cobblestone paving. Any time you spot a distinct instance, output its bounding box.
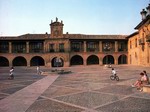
[0,65,150,112]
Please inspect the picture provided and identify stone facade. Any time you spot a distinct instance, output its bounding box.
[0,17,128,67]
[127,4,150,66]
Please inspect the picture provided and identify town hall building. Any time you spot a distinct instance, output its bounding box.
[0,4,150,67]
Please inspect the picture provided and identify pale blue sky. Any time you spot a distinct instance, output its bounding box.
[0,0,149,36]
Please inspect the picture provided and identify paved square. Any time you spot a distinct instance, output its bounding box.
[0,65,150,112]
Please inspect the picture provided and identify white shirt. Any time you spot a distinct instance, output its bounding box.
[141,75,147,81]
[112,70,116,75]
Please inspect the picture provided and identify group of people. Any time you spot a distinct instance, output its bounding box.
[8,66,42,80]
[132,70,150,91]
[8,66,150,92]
[111,68,149,91]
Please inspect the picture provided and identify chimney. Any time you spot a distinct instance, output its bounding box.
[146,4,150,15]
[140,9,147,20]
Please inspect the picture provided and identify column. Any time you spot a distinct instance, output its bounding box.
[43,41,46,53]
[115,57,118,65]
[68,41,70,52]
[99,57,102,65]
[9,60,12,67]
[84,59,87,65]
[27,59,30,67]
[9,42,12,53]
[84,41,86,52]
[115,41,118,52]
[99,41,102,52]
[26,42,29,53]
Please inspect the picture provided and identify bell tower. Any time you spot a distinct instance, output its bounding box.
[50,17,64,38]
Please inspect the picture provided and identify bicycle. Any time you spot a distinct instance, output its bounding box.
[110,74,119,81]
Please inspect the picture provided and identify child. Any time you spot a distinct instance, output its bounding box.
[37,66,41,75]
[143,70,150,84]
[9,67,14,79]
[111,68,116,76]
[132,72,148,91]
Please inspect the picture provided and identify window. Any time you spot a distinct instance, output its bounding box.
[71,42,83,52]
[12,42,26,53]
[0,42,9,53]
[118,42,127,51]
[59,43,64,52]
[49,44,55,52]
[135,39,137,47]
[102,42,114,51]
[87,42,98,52]
[29,42,43,53]
[130,41,132,49]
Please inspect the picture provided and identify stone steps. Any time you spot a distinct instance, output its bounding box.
[142,85,150,93]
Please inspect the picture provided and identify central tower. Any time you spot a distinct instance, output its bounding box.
[50,17,64,38]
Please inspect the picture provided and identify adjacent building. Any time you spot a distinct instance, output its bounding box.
[127,4,150,66]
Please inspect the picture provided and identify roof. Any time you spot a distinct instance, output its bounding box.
[64,34,128,40]
[126,31,139,39]
[135,15,150,29]
[0,33,128,41]
[0,34,46,40]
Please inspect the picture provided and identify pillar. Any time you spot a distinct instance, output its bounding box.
[99,41,102,52]
[9,60,12,67]
[9,42,12,53]
[26,42,29,53]
[84,41,86,52]
[115,57,118,65]
[27,59,30,67]
[115,41,118,52]
[99,57,103,65]
[64,61,70,67]
[43,41,46,53]
[84,59,87,65]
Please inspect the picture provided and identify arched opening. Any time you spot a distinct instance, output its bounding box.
[0,56,9,66]
[51,57,64,67]
[30,56,45,66]
[118,55,127,64]
[87,55,99,65]
[13,56,27,66]
[103,55,114,64]
[70,55,83,65]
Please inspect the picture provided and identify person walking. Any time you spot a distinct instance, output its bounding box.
[37,66,41,75]
[9,67,14,79]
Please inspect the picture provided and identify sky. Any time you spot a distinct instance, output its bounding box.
[0,0,149,36]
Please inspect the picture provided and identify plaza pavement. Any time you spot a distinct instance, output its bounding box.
[0,65,150,112]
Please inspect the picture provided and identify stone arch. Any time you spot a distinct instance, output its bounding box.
[87,55,99,65]
[30,56,45,66]
[12,56,27,66]
[51,57,64,67]
[0,56,9,67]
[70,55,83,65]
[103,55,114,64]
[118,54,127,64]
